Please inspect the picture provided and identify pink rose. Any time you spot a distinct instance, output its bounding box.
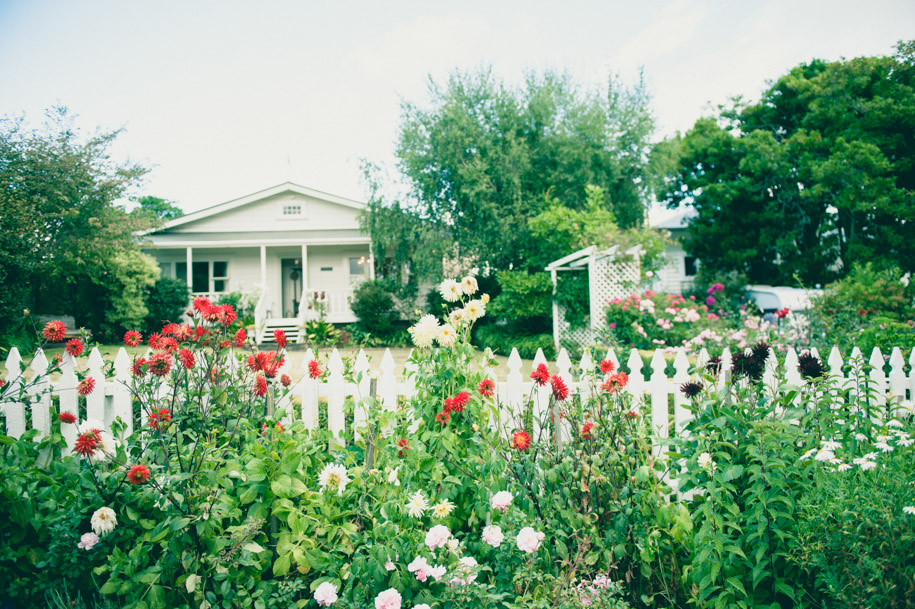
[516,526,545,553]
[490,491,513,512]
[408,556,430,582]
[314,582,338,606]
[424,524,451,550]
[77,531,99,550]
[482,525,504,547]
[374,588,402,609]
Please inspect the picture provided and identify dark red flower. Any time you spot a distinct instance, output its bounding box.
[127,464,151,484]
[59,411,77,424]
[478,378,495,397]
[203,305,222,323]
[218,304,237,326]
[581,422,594,439]
[193,296,212,314]
[177,349,195,369]
[435,411,451,425]
[73,430,100,457]
[161,323,180,336]
[159,337,179,352]
[550,375,569,401]
[261,351,284,378]
[77,377,96,396]
[148,353,172,377]
[599,359,615,375]
[123,330,142,346]
[679,381,704,398]
[148,332,163,350]
[233,328,247,347]
[147,408,172,430]
[43,320,67,342]
[600,372,628,394]
[247,353,264,372]
[274,329,288,349]
[174,324,192,341]
[397,438,409,457]
[625,410,638,419]
[308,359,322,379]
[775,308,790,319]
[511,430,531,451]
[65,339,84,357]
[450,391,470,413]
[254,374,267,396]
[194,326,209,342]
[131,357,148,377]
[280,374,291,387]
[858,308,867,315]
[262,422,283,434]
[530,363,550,386]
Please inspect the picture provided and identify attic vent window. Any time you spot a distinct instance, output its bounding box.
[282,205,302,216]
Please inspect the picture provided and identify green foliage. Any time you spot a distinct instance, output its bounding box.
[659,42,915,284]
[350,279,401,340]
[473,324,555,360]
[104,251,160,337]
[143,277,190,333]
[0,107,151,346]
[487,270,554,327]
[366,69,657,288]
[129,195,183,223]
[806,263,915,353]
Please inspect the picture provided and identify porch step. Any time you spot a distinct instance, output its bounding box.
[261,318,301,344]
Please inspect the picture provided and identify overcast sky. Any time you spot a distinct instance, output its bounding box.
[1,0,912,214]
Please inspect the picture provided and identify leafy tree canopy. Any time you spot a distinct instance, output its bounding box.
[658,41,915,285]
[130,195,183,223]
[0,107,156,344]
[365,68,659,287]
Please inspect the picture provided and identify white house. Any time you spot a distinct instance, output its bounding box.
[140,182,373,343]
[652,208,699,295]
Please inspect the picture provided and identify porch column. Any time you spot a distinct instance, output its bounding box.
[300,244,309,293]
[259,245,267,290]
[185,247,193,292]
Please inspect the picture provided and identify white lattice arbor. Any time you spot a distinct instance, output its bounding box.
[546,245,642,351]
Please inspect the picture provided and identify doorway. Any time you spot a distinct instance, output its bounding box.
[281,258,303,318]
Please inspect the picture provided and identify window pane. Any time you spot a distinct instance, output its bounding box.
[213,261,228,278]
[684,256,698,277]
[349,256,366,275]
[176,262,187,281]
[192,261,209,293]
[214,279,226,292]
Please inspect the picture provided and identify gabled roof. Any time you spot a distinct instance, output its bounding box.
[139,182,365,235]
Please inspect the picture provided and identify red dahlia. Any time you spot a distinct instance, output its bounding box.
[511,430,531,451]
[261,422,283,434]
[148,353,172,377]
[451,391,470,412]
[192,296,212,313]
[131,357,148,377]
[73,430,100,457]
[435,411,451,425]
[581,422,595,439]
[42,320,67,342]
[599,359,615,375]
[127,464,151,484]
[233,328,247,347]
[148,332,163,350]
[218,304,237,326]
[253,374,267,396]
[280,374,291,387]
[177,349,195,369]
[478,378,495,397]
[550,375,569,401]
[273,329,288,349]
[530,363,550,386]
[59,411,77,424]
[261,351,284,378]
[77,377,96,396]
[600,372,629,394]
[65,339,84,357]
[123,330,142,346]
[308,359,321,379]
[397,438,409,457]
[147,408,172,430]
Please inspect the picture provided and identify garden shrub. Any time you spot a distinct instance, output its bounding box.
[474,324,555,360]
[142,277,189,333]
[350,279,401,340]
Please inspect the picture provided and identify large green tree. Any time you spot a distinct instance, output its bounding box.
[367,69,658,283]
[0,107,157,344]
[658,42,915,284]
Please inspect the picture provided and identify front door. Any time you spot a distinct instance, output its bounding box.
[280,258,303,317]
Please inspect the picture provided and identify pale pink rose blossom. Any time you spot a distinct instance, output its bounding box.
[482,525,504,547]
[407,556,430,582]
[490,490,513,511]
[424,524,451,550]
[428,564,447,581]
[516,526,545,553]
[384,556,396,571]
[374,588,402,609]
[313,582,338,606]
[77,531,99,550]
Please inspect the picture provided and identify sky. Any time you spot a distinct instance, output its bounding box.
[1,0,912,215]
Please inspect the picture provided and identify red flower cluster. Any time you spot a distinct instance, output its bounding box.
[177,348,195,369]
[478,378,495,397]
[43,320,67,342]
[233,328,247,347]
[193,297,238,327]
[600,372,629,394]
[308,359,322,379]
[127,464,151,484]
[581,422,595,439]
[599,359,615,375]
[74,429,102,457]
[531,363,550,386]
[273,329,288,349]
[280,374,291,387]
[776,308,790,319]
[435,411,450,425]
[262,422,284,434]
[397,438,409,457]
[625,410,638,419]
[131,357,148,377]
[65,339,84,357]
[253,374,267,396]
[550,375,569,401]
[248,351,285,378]
[147,408,172,430]
[443,391,470,414]
[77,377,96,396]
[59,411,77,424]
[123,330,142,346]
[511,430,531,451]
[148,353,173,377]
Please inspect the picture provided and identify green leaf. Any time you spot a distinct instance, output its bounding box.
[273,552,292,577]
[243,542,266,554]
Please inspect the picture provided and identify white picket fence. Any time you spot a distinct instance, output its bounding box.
[2,344,914,455]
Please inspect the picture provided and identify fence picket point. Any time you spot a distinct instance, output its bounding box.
[29,349,51,439]
[3,347,26,439]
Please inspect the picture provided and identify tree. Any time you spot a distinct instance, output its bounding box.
[366,69,658,286]
[0,107,156,344]
[130,195,183,223]
[658,42,915,284]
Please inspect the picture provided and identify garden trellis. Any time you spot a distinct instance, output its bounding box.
[546,245,642,352]
[3,343,913,458]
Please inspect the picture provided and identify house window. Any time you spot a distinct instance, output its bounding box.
[282,205,302,216]
[158,261,172,278]
[349,256,367,276]
[176,261,229,293]
[684,256,698,277]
